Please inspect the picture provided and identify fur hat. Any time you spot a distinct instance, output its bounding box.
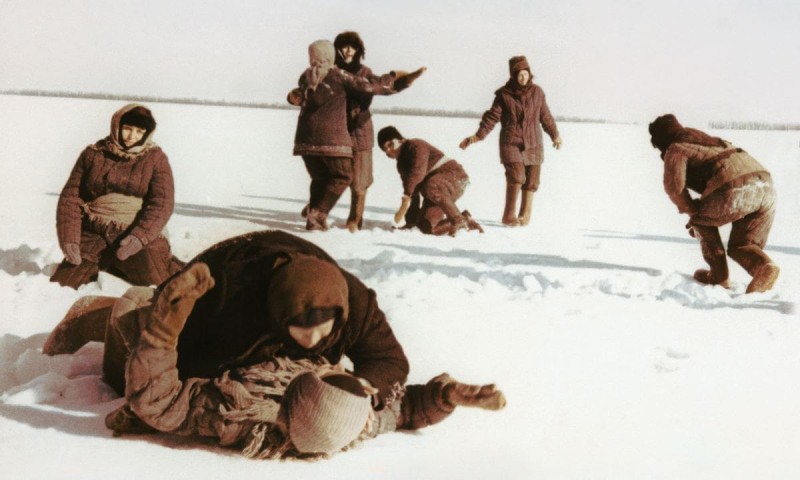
[285,371,371,454]
[648,114,684,152]
[333,31,365,61]
[377,126,403,148]
[266,254,349,329]
[508,55,531,76]
[119,106,156,133]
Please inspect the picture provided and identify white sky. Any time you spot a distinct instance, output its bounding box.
[1,0,798,124]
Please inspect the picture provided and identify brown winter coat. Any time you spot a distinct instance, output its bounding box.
[56,104,175,257]
[292,67,395,158]
[475,81,559,165]
[343,64,376,152]
[396,138,456,196]
[662,141,770,214]
[172,230,409,404]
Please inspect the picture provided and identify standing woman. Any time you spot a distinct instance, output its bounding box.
[460,55,562,226]
[51,104,183,289]
[334,31,376,232]
[289,40,424,231]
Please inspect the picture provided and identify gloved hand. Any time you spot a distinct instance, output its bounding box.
[552,135,563,150]
[459,135,479,150]
[144,262,215,349]
[63,242,82,265]
[116,235,143,261]
[394,195,412,224]
[392,67,426,91]
[287,88,303,106]
[444,378,507,411]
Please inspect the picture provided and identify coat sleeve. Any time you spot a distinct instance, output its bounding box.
[539,92,559,140]
[56,150,89,250]
[475,94,503,140]
[662,144,695,213]
[339,68,396,96]
[129,153,175,245]
[344,283,409,404]
[401,142,430,196]
[125,341,251,446]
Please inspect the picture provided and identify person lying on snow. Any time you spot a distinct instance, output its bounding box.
[100,261,506,459]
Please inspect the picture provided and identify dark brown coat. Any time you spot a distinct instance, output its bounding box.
[173,230,409,403]
[475,82,559,165]
[344,64,376,152]
[395,138,450,196]
[293,67,394,158]
[56,105,174,255]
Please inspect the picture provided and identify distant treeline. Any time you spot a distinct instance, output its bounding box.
[0,89,625,125]
[708,120,800,131]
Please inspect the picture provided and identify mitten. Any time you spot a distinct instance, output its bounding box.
[443,377,507,411]
[142,262,215,349]
[63,242,82,265]
[392,67,426,91]
[552,135,563,150]
[287,88,303,106]
[459,135,479,150]
[394,195,412,224]
[116,235,144,261]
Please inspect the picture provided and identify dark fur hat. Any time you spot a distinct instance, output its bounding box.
[508,55,531,76]
[377,126,403,148]
[334,31,365,61]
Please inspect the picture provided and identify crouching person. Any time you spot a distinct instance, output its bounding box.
[104,262,506,459]
[377,126,483,236]
[649,114,779,293]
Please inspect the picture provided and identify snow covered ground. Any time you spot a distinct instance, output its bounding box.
[0,95,798,479]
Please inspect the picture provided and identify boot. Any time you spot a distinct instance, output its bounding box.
[728,244,780,293]
[518,190,534,226]
[305,208,329,231]
[692,225,729,287]
[746,262,780,293]
[462,210,484,233]
[43,296,117,355]
[502,183,521,226]
[346,191,366,233]
[105,404,156,437]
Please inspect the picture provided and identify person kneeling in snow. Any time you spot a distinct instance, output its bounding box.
[378,126,483,236]
[101,262,505,458]
[649,114,779,293]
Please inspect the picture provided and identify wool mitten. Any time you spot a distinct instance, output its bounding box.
[116,235,144,261]
[142,262,215,349]
[63,242,82,265]
[287,88,303,106]
[394,195,412,224]
[444,378,507,411]
[392,67,426,91]
[459,135,479,150]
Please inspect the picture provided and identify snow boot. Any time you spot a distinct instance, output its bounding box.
[502,183,521,226]
[448,214,469,236]
[105,404,156,437]
[727,244,780,293]
[306,208,329,231]
[346,191,366,233]
[518,190,534,226]
[692,225,730,287]
[43,295,116,355]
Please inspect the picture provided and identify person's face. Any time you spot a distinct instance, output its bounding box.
[516,69,531,86]
[120,124,147,147]
[339,45,357,64]
[288,319,335,349]
[381,138,402,159]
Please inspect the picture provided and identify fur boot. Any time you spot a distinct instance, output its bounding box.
[502,183,521,226]
[728,244,780,293]
[346,191,366,233]
[692,225,730,287]
[43,296,117,355]
[518,190,534,226]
